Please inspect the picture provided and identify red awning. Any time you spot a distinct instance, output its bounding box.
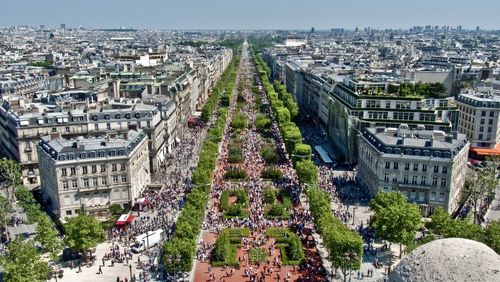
[116,214,135,225]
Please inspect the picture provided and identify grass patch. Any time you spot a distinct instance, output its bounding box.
[249,248,268,264]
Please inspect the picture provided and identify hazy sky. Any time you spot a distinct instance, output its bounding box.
[0,0,498,30]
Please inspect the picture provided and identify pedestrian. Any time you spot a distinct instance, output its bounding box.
[77,264,82,273]
[98,266,103,274]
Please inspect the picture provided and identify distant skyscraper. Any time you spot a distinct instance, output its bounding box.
[476,26,480,32]
[310,27,315,33]
[457,25,462,31]
[60,23,66,29]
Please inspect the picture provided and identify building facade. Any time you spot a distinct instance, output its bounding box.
[357,126,469,215]
[37,130,150,219]
[0,101,165,187]
[457,89,500,158]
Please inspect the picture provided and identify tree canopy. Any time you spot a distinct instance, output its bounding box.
[64,213,105,254]
[370,191,421,257]
[0,237,50,282]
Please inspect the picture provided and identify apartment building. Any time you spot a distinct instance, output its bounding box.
[357,126,469,215]
[37,130,150,219]
[0,100,166,187]
[457,88,500,159]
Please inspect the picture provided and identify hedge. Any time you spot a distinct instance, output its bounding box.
[265,228,304,265]
[163,42,242,274]
[212,228,249,266]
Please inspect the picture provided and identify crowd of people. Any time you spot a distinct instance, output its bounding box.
[196,46,328,281]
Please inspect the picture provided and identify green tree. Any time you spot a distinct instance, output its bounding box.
[466,159,498,224]
[484,221,500,254]
[64,213,105,257]
[370,191,421,258]
[295,160,318,184]
[35,215,61,258]
[0,195,12,238]
[0,158,23,204]
[163,238,196,274]
[0,236,50,282]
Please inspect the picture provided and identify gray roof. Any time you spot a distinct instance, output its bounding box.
[38,130,146,162]
[362,127,469,159]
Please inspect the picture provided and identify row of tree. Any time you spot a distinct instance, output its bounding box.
[251,45,363,280]
[163,43,243,275]
[307,187,363,280]
[250,47,317,183]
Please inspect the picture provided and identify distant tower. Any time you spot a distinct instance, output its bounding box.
[310,27,315,33]
[60,23,66,29]
[476,26,480,32]
[457,25,462,31]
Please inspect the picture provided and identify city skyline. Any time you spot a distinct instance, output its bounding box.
[0,0,499,30]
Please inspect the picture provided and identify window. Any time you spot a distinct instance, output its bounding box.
[412,175,418,184]
[121,175,127,183]
[394,162,398,169]
[442,166,448,174]
[479,134,483,140]
[432,177,438,186]
[434,165,439,173]
[95,124,99,130]
[430,191,436,201]
[70,167,76,176]
[82,166,88,174]
[489,119,493,125]
[480,126,484,132]
[480,119,485,125]
[421,176,426,185]
[403,175,409,184]
[101,165,106,173]
[392,176,397,183]
[384,173,389,182]
[65,126,70,132]
[91,165,97,173]
[422,164,427,172]
[107,123,111,130]
[112,164,117,172]
[62,181,69,189]
[482,111,486,117]
[385,161,390,169]
[27,154,32,161]
[66,210,72,216]
[410,190,416,199]
[112,175,118,184]
[413,163,418,171]
[405,163,410,171]
[101,177,107,185]
[488,127,492,133]
[441,178,447,188]
[52,128,57,132]
[490,111,495,117]
[83,178,89,188]
[61,168,67,177]
[121,163,126,171]
[71,180,77,188]
[92,178,98,187]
